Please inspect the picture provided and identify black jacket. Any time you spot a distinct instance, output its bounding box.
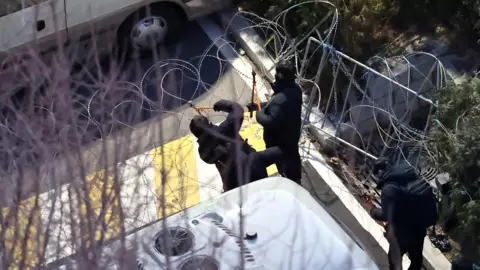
[212,99,244,140]
[216,145,282,191]
[376,163,438,234]
[256,80,302,148]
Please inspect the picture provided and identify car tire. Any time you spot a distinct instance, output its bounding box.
[116,4,185,61]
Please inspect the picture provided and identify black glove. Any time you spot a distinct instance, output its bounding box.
[372,158,389,176]
[213,99,231,112]
[370,207,387,222]
[246,102,259,112]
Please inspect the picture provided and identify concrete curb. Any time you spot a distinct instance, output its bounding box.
[218,9,276,83]
[221,8,452,270]
[199,16,272,103]
[302,157,390,269]
[301,141,411,269]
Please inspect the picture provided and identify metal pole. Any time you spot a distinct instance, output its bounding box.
[415,98,434,169]
[302,38,330,126]
[336,64,357,136]
[302,88,317,131]
[321,56,343,129]
[307,125,378,160]
[299,39,312,78]
[250,70,257,118]
[416,62,437,97]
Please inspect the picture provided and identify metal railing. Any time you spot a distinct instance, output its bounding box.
[300,36,450,186]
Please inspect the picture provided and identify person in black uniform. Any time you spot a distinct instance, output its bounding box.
[247,60,303,184]
[371,159,438,270]
[189,99,282,192]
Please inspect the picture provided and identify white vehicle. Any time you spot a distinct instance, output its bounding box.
[53,177,380,269]
[0,0,232,75]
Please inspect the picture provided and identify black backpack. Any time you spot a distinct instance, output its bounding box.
[379,162,439,228]
[198,132,254,164]
[404,178,439,228]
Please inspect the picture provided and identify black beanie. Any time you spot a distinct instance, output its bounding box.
[275,60,296,81]
[190,115,209,138]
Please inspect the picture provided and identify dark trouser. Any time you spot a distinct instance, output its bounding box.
[267,142,302,184]
[386,224,426,270]
[223,147,283,192]
[451,255,479,270]
[370,207,425,270]
[248,146,283,181]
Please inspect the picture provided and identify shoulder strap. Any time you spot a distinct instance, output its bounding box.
[405,178,434,197]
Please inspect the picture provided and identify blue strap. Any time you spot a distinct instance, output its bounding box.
[361,71,369,80]
[330,45,338,64]
[322,43,339,65]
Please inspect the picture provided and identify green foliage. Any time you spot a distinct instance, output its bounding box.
[241,0,396,60]
[241,0,480,60]
[428,79,480,256]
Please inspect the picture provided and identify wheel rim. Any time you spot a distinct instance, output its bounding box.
[130,16,168,50]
